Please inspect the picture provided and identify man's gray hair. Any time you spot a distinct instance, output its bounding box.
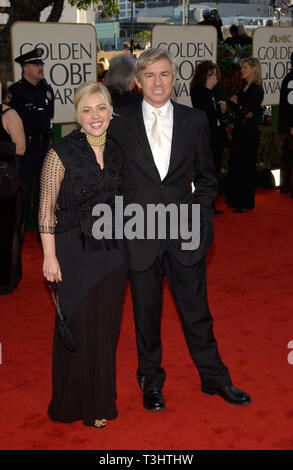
[104,53,136,94]
[135,48,178,80]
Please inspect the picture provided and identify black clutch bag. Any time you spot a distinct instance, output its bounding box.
[47,281,77,352]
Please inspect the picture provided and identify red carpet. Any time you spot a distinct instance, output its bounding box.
[1,188,293,450]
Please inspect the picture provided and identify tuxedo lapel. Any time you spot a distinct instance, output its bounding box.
[127,104,162,182]
[128,104,153,161]
[167,102,186,177]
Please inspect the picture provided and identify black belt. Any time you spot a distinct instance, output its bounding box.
[27,135,49,144]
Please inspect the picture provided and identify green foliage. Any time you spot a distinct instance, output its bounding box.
[133,30,151,48]
[258,127,283,169]
[68,0,119,18]
[217,42,252,99]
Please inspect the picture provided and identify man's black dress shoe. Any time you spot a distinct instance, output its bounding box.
[280,187,290,194]
[201,384,252,406]
[232,208,249,213]
[143,389,166,411]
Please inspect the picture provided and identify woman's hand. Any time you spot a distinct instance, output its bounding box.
[205,74,217,90]
[43,255,62,283]
[218,100,227,114]
[230,95,238,104]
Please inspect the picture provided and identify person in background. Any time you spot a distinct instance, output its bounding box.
[226,57,264,212]
[98,57,109,78]
[123,41,131,51]
[104,53,142,111]
[278,52,293,197]
[9,47,54,239]
[224,25,245,47]
[97,62,106,82]
[190,61,228,215]
[238,24,252,45]
[198,9,223,42]
[39,82,128,428]
[0,72,26,294]
[210,9,224,42]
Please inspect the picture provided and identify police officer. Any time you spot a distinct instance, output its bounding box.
[9,47,54,234]
[278,52,293,197]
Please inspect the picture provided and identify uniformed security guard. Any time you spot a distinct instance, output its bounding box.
[9,47,54,235]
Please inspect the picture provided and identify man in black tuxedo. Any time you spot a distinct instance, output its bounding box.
[109,48,251,410]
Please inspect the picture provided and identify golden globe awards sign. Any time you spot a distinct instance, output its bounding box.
[253,27,293,106]
[11,22,97,123]
[152,25,217,107]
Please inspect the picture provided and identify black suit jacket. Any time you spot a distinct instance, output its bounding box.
[278,69,293,135]
[109,101,217,271]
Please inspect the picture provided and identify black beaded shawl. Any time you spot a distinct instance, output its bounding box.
[39,129,123,250]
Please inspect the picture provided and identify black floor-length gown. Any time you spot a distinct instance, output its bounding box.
[39,130,128,425]
[0,105,22,294]
[226,82,264,210]
[190,84,228,187]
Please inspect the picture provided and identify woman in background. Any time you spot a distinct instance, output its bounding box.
[190,61,228,214]
[0,72,25,294]
[226,57,264,213]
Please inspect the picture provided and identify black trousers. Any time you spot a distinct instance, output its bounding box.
[129,243,231,391]
[280,134,293,193]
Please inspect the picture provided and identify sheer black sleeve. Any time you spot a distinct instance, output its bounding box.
[39,148,65,234]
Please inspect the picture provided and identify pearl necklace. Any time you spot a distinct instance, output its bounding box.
[81,128,106,146]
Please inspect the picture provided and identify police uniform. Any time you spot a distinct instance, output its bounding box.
[9,48,54,230]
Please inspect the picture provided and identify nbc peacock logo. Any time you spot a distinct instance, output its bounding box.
[269,34,291,43]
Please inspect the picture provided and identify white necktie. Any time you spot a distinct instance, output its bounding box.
[149,109,168,180]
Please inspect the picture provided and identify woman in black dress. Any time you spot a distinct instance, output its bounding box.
[226,57,264,212]
[39,82,128,428]
[190,61,228,214]
[0,74,26,294]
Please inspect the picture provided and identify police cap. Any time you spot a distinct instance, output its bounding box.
[15,48,44,66]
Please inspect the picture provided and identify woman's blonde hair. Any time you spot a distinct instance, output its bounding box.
[241,57,263,86]
[74,82,112,121]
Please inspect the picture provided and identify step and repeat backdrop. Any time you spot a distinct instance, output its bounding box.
[10,22,293,120]
[11,21,97,124]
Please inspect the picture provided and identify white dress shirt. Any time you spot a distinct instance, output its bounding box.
[142,99,173,180]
